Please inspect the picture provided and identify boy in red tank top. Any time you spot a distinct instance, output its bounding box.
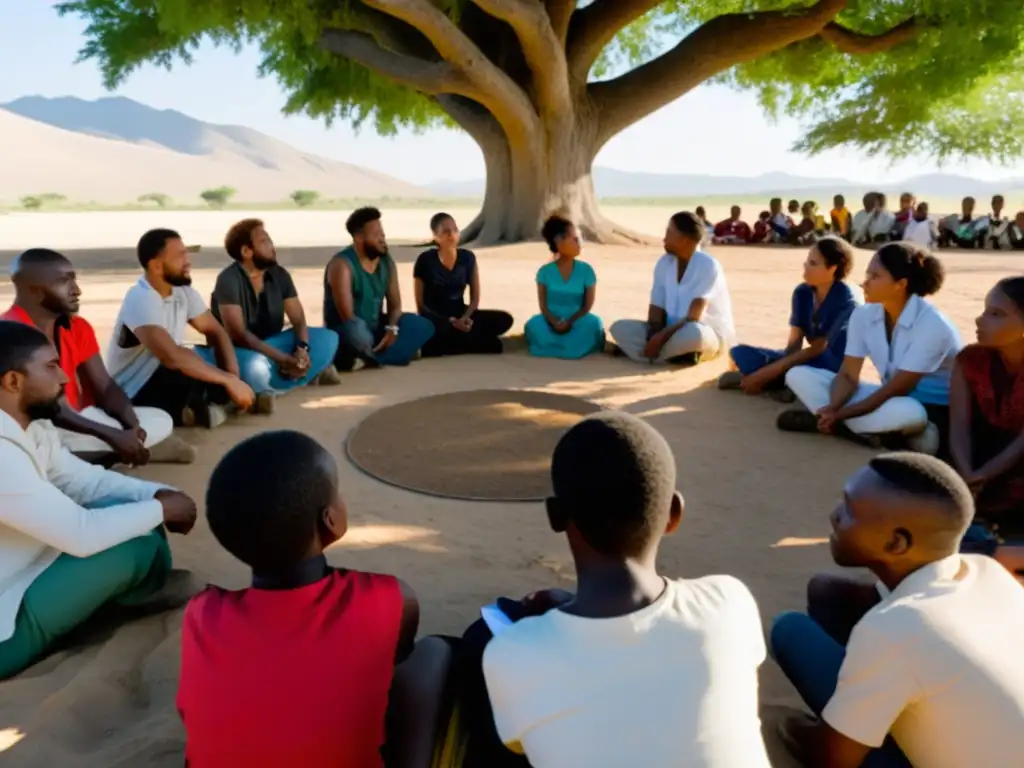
[177,430,451,767]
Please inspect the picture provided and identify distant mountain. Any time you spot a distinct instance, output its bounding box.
[0,95,431,203]
[430,167,1024,201]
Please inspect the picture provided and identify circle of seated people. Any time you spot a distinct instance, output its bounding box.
[1,203,1022,766]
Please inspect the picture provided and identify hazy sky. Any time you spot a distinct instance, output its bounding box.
[5,1,1023,185]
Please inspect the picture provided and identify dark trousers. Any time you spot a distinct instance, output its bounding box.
[131,366,229,426]
[422,310,514,358]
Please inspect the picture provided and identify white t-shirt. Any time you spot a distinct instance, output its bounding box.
[903,218,938,248]
[844,294,962,405]
[106,277,208,397]
[823,555,1024,768]
[650,251,736,345]
[482,576,771,768]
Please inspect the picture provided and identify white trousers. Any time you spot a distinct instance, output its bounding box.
[58,406,175,454]
[609,319,722,364]
[785,366,929,435]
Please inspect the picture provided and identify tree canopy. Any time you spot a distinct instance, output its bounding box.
[57,0,1024,242]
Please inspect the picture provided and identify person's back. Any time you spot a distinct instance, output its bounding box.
[482,411,769,768]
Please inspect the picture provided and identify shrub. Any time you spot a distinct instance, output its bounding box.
[290,189,321,207]
[199,186,237,208]
[138,192,171,207]
[20,193,66,210]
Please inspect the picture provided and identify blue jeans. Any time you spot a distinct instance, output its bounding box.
[770,612,911,767]
[330,313,435,370]
[730,344,841,379]
[196,328,338,394]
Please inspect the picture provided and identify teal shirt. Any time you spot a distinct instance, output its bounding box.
[323,246,392,330]
[537,259,597,320]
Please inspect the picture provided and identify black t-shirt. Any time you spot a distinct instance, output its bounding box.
[413,248,476,319]
[211,261,298,340]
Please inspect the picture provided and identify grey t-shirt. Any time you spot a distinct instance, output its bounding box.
[106,277,207,397]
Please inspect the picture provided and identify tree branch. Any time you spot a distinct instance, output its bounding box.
[360,0,538,137]
[468,0,570,118]
[319,28,471,94]
[819,17,919,54]
[545,0,575,45]
[589,0,850,146]
[566,0,663,85]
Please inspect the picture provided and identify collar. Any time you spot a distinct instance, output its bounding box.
[232,260,273,281]
[868,293,925,330]
[876,554,964,601]
[251,554,331,590]
[2,304,71,333]
[0,409,45,477]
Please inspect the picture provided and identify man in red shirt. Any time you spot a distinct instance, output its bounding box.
[179,430,451,766]
[4,249,192,464]
[713,206,753,244]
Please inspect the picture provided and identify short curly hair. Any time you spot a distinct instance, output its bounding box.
[224,218,264,261]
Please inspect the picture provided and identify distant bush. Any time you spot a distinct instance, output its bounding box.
[138,192,171,207]
[21,193,67,210]
[290,189,321,207]
[199,186,237,208]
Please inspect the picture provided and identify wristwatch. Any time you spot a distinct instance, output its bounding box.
[384,324,400,336]
[295,340,310,350]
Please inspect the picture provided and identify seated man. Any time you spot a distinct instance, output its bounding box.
[981,194,1010,249]
[769,198,794,241]
[890,192,916,239]
[3,248,193,465]
[324,207,434,370]
[106,229,256,429]
[0,321,199,679]
[788,201,823,245]
[938,196,983,249]
[830,195,852,240]
[713,206,752,244]
[751,210,775,243]
[771,453,1024,768]
[179,429,450,766]
[610,211,735,366]
[482,412,771,767]
[210,219,340,405]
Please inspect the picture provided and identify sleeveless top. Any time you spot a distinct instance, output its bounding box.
[178,568,404,767]
[323,246,392,330]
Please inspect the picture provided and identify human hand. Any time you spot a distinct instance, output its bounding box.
[816,406,839,434]
[964,472,988,497]
[520,588,574,616]
[225,377,255,410]
[550,318,570,334]
[155,489,197,534]
[372,329,398,353]
[293,346,311,370]
[451,316,473,332]
[108,428,150,466]
[643,329,670,360]
[739,369,772,395]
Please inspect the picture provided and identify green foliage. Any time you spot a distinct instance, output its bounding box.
[138,191,171,206]
[56,0,1024,162]
[289,189,321,207]
[199,185,236,207]
[20,193,67,210]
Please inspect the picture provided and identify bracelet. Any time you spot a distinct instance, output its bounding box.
[384,324,400,335]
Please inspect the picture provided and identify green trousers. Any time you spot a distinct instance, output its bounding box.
[0,528,171,679]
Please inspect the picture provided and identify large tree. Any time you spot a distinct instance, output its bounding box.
[59,0,1024,244]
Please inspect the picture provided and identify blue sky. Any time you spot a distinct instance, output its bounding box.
[4,1,1023,185]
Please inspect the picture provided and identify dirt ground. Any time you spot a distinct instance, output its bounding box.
[0,229,1020,766]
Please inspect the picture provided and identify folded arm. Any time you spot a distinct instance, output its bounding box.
[218,303,294,366]
[133,324,237,388]
[189,311,239,377]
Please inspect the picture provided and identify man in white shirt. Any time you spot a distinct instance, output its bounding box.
[609,212,735,366]
[771,452,1024,768]
[902,201,939,248]
[482,412,770,768]
[106,228,256,429]
[0,321,199,678]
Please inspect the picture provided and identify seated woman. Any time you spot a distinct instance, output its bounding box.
[777,242,962,457]
[524,216,604,359]
[720,237,858,396]
[950,277,1024,552]
[413,213,514,357]
[787,201,822,245]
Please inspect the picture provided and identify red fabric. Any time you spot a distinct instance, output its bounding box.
[713,219,752,241]
[959,345,1024,432]
[752,221,772,242]
[178,570,404,768]
[1,305,100,410]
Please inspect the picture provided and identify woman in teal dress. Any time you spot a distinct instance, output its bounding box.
[525,216,605,359]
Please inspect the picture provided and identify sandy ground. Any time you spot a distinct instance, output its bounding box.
[0,219,1021,765]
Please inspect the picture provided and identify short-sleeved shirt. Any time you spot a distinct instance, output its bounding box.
[482,576,771,768]
[2,305,100,411]
[210,261,298,341]
[178,565,404,767]
[323,247,393,331]
[789,282,859,361]
[650,251,735,345]
[413,248,476,319]
[106,277,208,397]
[536,259,596,320]
[843,294,962,405]
[822,555,1024,767]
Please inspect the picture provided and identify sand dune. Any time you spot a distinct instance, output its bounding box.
[0,108,431,205]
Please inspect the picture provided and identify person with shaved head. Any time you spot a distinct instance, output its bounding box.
[772,453,1024,768]
[3,248,193,464]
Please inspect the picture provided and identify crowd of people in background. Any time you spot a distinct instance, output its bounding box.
[1,201,1022,767]
[699,192,1024,251]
